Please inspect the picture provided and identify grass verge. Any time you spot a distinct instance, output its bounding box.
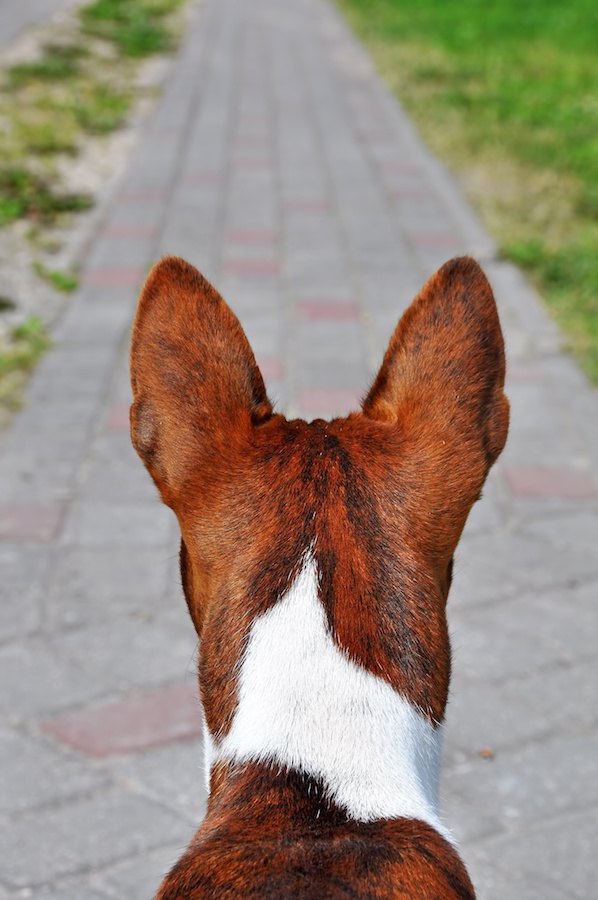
[0,0,189,422]
[81,0,186,57]
[0,317,50,417]
[336,0,598,382]
[33,262,79,293]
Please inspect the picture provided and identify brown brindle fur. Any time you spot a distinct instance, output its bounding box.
[160,763,474,899]
[130,255,509,898]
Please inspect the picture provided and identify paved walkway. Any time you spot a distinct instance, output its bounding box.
[1,0,597,897]
[0,0,82,54]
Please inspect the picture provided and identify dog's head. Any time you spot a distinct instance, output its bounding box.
[130,256,508,735]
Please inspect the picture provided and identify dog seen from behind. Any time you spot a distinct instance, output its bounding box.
[130,255,509,898]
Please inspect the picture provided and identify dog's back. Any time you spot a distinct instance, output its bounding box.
[130,255,509,898]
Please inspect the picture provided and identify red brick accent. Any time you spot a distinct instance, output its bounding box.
[408,231,460,246]
[104,224,157,239]
[297,300,358,321]
[183,172,223,185]
[389,188,434,200]
[360,129,390,142]
[507,364,543,382]
[235,135,269,145]
[119,190,167,202]
[227,230,278,244]
[105,403,131,431]
[380,161,420,174]
[256,356,282,379]
[232,159,272,170]
[284,200,330,212]
[237,115,269,127]
[84,268,145,288]
[504,467,598,499]
[0,504,65,541]
[222,259,280,276]
[42,682,201,758]
[298,388,362,416]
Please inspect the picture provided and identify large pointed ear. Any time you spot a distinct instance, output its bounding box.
[363,256,509,498]
[130,257,271,506]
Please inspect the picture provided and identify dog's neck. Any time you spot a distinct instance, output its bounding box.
[201,553,453,844]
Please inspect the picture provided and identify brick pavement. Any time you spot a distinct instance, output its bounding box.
[0,0,83,54]
[1,0,597,897]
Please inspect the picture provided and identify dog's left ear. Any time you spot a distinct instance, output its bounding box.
[130,256,271,507]
[363,256,509,518]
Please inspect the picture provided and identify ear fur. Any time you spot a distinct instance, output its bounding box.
[363,255,509,480]
[130,256,271,505]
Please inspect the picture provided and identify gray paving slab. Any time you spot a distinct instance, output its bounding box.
[0,0,82,54]
[0,790,190,889]
[0,0,597,895]
[0,726,107,814]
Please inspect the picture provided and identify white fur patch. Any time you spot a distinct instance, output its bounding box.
[204,554,453,844]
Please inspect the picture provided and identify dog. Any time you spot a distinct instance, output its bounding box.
[130,254,509,898]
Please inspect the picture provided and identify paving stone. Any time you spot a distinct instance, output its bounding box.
[451,528,598,609]
[466,580,598,667]
[458,472,505,538]
[443,730,598,845]
[83,269,146,289]
[449,606,561,686]
[113,736,206,821]
[466,858,573,900]
[78,435,158,503]
[0,0,597,893]
[227,229,278,243]
[0,790,190,889]
[97,845,184,900]
[104,403,130,431]
[504,466,597,499]
[445,655,598,761]
[43,682,201,758]
[0,640,102,718]
[467,807,598,900]
[255,356,283,380]
[521,509,598,557]
[294,319,365,363]
[26,347,117,403]
[61,500,175,547]
[295,357,368,391]
[51,296,135,346]
[0,544,53,642]
[0,504,65,542]
[45,546,173,628]
[222,259,280,276]
[0,727,107,814]
[11,883,110,900]
[0,0,82,52]
[0,440,84,503]
[296,299,359,320]
[49,613,197,693]
[297,387,363,419]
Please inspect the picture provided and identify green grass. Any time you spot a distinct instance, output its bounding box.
[33,262,80,293]
[16,118,78,156]
[336,0,598,382]
[0,316,50,418]
[0,0,189,422]
[0,168,92,227]
[71,85,131,133]
[81,0,185,57]
[0,316,50,379]
[8,44,88,87]
[0,0,187,233]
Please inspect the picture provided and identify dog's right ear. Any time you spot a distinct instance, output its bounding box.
[130,257,271,507]
[362,257,509,546]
